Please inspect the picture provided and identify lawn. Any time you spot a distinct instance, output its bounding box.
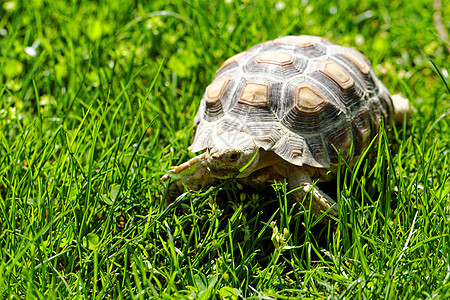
[0,0,449,298]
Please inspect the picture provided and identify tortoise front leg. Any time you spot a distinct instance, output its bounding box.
[287,167,338,220]
[161,153,219,194]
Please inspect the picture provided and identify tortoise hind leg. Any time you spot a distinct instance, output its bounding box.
[391,94,412,124]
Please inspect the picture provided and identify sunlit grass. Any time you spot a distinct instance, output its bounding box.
[0,0,449,298]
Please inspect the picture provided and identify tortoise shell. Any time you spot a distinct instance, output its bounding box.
[189,35,395,168]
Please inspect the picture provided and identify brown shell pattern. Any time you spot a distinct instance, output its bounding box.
[190,35,395,168]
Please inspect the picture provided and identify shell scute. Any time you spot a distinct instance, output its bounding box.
[319,60,355,90]
[215,51,248,76]
[340,49,371,75]
[273,35,328,58]
[243,50,307,79]
[204,75,235,122]
[304,135,330,167]
[294,84,328,111]
[282,101,344,134]
[256,51,295,66]
[239,82,270,106]
[206,76,230,102]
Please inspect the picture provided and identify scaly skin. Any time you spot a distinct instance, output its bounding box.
[162,151,338,221]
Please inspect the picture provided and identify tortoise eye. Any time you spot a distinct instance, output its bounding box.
[229,153,240,161]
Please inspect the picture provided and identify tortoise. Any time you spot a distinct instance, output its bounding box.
[162,35,410,219]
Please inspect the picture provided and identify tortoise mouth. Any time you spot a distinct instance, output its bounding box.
[207,166,240,179]
[206,150,260,179]
[206,153,243,179]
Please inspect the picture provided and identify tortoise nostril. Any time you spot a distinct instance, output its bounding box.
[229,153,240,161]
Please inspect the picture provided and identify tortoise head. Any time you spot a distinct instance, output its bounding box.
[206,131,260,179]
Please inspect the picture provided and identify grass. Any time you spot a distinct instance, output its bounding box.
[0,0,449,298]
